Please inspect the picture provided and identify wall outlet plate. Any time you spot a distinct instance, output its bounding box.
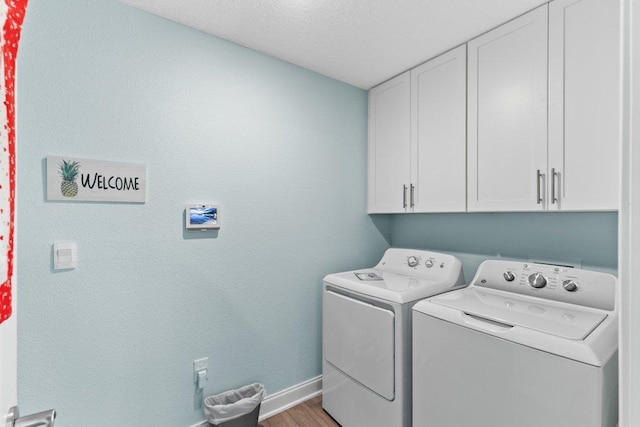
[193,357,208,382]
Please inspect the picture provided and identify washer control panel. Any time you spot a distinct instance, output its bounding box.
[473,260,617,311]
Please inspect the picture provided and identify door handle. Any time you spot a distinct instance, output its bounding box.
[551,168,558,204]
[461,312,514,333]
[402,184,408,209]
[536,169,544,205]
[410,183,415,208]
[6,406,56,427]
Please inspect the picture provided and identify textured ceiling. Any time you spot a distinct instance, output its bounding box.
[116,0,549,89]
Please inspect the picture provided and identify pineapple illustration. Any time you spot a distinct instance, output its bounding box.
[59,160,80,197]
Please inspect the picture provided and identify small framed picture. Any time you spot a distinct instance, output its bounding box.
[185,204,220,231]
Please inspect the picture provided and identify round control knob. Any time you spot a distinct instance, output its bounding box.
[528,272,547,289]
[563,280,578,292]
[407,256,419,268]
[503,271,515,282]
[425,260,434,268]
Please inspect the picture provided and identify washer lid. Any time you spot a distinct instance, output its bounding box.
[324,270,462,304]
[430,288,607,340]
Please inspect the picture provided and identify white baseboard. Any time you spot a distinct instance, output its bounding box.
[188,375,322,427]
[258,375,322,421]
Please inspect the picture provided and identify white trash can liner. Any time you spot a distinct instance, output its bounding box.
[204,383,265,426]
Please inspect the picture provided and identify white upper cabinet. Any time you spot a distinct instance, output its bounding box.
[368,71,411,213]
[468,0,620,212]
[411,45,467,213]
[370,0,620,214]
[368,47,466,214]
[467,5,549,212]
[548,0,620,211]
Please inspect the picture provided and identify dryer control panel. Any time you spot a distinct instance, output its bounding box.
[472,260,617,311]
[374,248,465,286]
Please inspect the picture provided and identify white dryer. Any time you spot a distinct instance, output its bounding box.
[322,248,465,427]
[412,260,618,427]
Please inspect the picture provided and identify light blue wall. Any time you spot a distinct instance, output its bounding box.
[16,1,390,426]
[389,212,618,283]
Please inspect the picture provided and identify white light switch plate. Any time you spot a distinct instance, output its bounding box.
[54,242,77,270]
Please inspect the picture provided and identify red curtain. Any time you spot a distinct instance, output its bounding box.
[0,0,28,324]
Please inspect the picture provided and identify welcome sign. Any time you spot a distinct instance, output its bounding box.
[46,156,147,203]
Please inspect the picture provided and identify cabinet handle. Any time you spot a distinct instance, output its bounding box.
[403,184,408,209]
[551,168,558,204]
[410,184,415,208]
[536,169,544,204]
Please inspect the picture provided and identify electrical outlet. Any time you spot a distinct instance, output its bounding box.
[193,357,208,382]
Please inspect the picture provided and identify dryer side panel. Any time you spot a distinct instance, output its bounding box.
[323,290,395,400]
[412,311,618,427]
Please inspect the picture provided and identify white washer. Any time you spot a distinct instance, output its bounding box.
[413,260,618,427]
[322,248,465,427]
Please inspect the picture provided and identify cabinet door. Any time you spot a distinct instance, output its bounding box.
[368,71,411,213]
[467,5,548,212]
[411,45,467,212]
[548,0,620,211]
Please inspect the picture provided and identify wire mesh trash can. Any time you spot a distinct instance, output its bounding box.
[205,383,265,427]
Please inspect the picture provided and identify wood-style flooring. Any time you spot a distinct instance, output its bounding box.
[259,395,340,427]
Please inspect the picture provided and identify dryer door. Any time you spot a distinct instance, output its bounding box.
[323,290,395,400]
